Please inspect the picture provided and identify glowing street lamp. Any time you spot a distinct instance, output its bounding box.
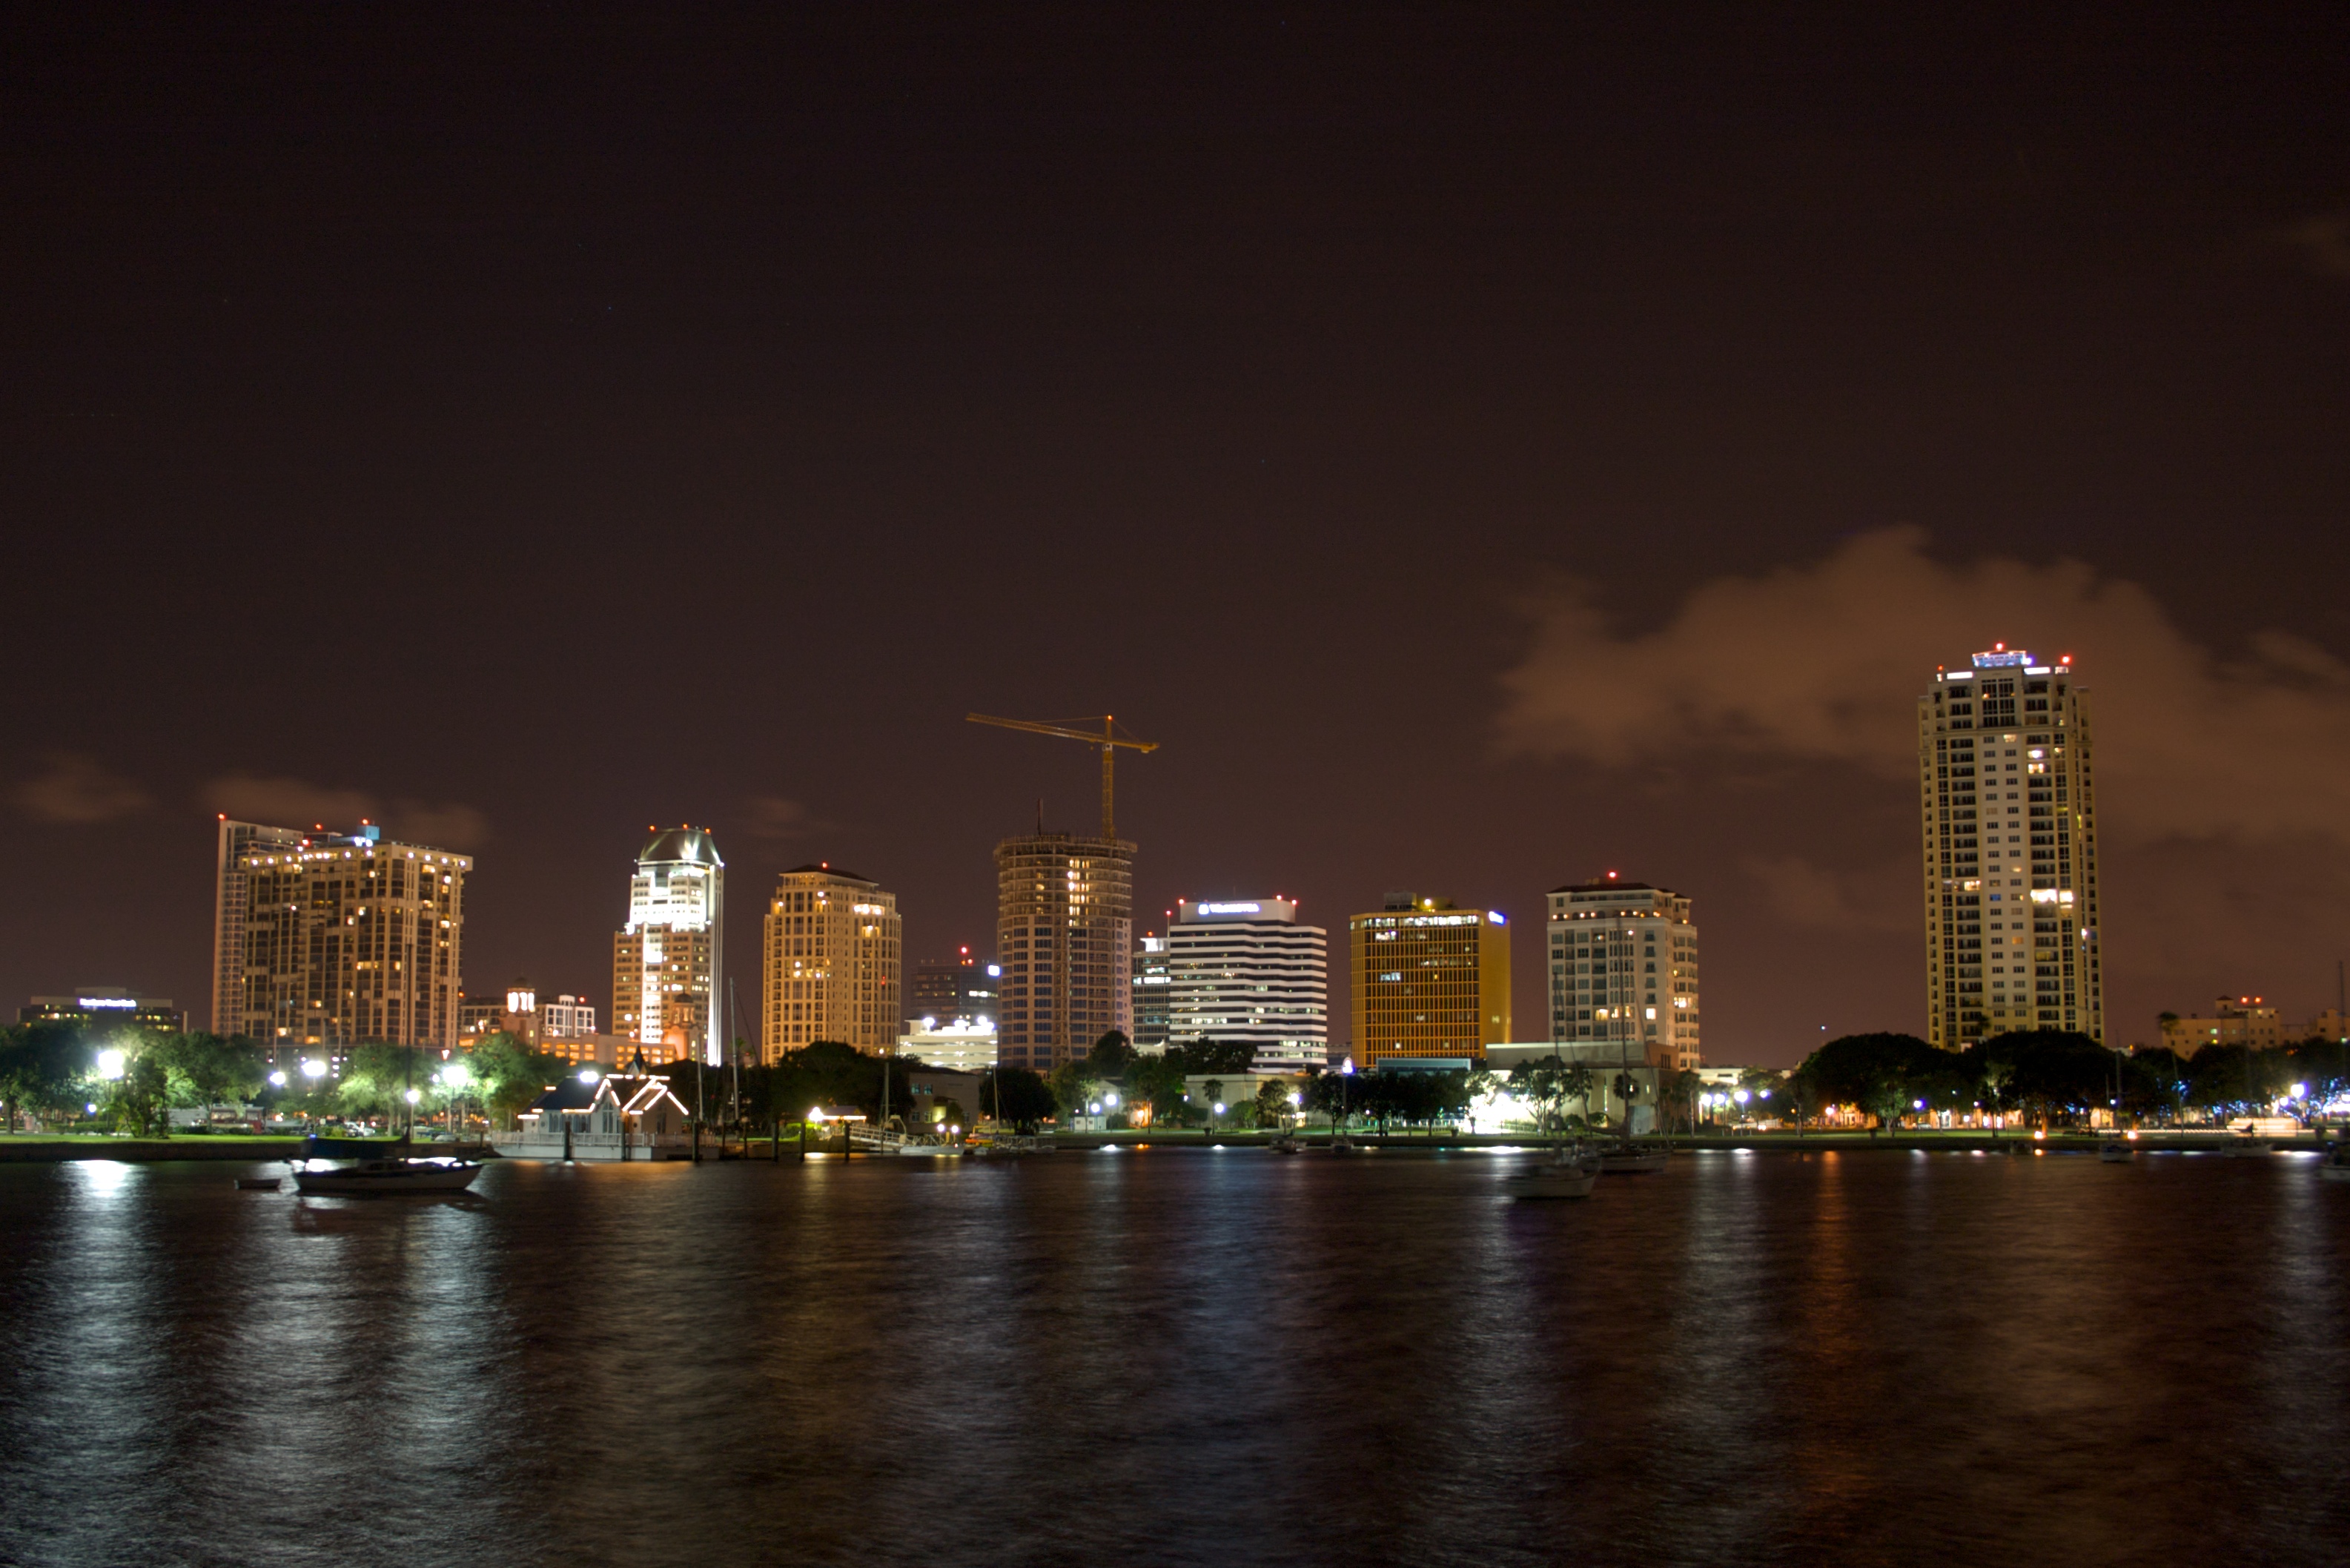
[268,1071,288,1088]
[95,1048,127,1081]
[301,1059,328,1081]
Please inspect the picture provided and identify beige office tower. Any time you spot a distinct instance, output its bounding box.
[1919,646,2103,1048]
[993,833,1134,1073]
[1546,878,1700,1071]
[761,863,903,1059]
[612,827,724,1065]
[214,818,307,1034]
[236,824,471,1053]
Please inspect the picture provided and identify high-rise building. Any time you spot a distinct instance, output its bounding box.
[1166,899,1329,1072]
[762,863,903,1059]
[1919,646,2103,1047]
[910,947,999,1030]
[612,827,725,1065]
[1546,877,1700,1071]
[1348,893,1512,1071]
[1131,931,1172,1053]
[236,824,471,1055]
[213,817,306,1034]
[993,833,1133,1071]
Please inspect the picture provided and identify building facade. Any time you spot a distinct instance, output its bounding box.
[236,824,471,1054]
[1165,898,1329,1072]
[1131,932,1172,1053]
[895,1016,999,1076]
[993,833,1134,1071]
[21,989,185,1033]
[612,827,725,1065]
[213,818,306,1034]
[762,863,903,1059]
[1348,893,1512,1071]
[910,948,999,1031]
[2159,996,2286,1056]
[1919,646,2103,1048]
[1546,878,1700,1071]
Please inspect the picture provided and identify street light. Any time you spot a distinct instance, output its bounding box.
[96,1048,126,1080]
[301,1059,327,1081]
[268,1071,288,1088]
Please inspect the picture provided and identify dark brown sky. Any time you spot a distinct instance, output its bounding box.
[5,4,2349,1063]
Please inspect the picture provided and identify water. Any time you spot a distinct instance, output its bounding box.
[1,1147,2346,1567]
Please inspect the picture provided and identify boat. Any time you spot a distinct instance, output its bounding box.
[2099,1139,2132,1162]
[1328,1134,1357,1153]
[1598,1145,1669,1174]
[2320,1146,2350,1183]
[292,1156,482,1194]
[234,1176,282,1191]
[1509,1157,1598,1200]
[2225,1139,2277,1158]
[1270,1133,1303,1155]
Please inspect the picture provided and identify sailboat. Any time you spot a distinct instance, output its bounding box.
[291,1134,481,1194]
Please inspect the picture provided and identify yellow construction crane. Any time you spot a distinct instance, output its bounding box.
[965,713,1159,840]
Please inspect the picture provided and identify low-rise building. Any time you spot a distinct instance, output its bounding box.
[896,1017,999,1076]
[21,989,185,1033]
[2161,996,2286,1056]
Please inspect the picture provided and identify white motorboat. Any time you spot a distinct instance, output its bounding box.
[292,1157,481,1195]
[2320,1147,2350,1182]
[1270,1134,1303,1155]
[1328,1134,1357,1153]
[1509,1160,1598,1200]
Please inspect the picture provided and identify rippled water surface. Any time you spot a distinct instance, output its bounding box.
[2,1146,2346,1567]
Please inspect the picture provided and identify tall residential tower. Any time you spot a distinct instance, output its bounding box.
[612,827,725,1065]
[762,863,903,1059]
[993,833,1133,1071]
[236,824,471,1054]
[1919,646,2102,1047]
[213,817,307,1034]
[1546,877,1700,1071]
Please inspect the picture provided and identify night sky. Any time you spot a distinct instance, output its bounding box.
[5,5,2348,1064]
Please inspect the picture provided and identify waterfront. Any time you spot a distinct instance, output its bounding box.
[2,1150,2346,1567]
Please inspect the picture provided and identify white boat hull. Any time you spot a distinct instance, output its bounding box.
[293,1159,480,1195]
[1510,1165,1598,1199]
[1598,1150,1669,1174]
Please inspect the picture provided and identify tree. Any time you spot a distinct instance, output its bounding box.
[1164,1039,1256,1076]
[106,1046,171,1137]
[1254,1078,1292,1128]
[1123,1051,1186,1122]
[1045,1059,1103,1119]
[1508,1055,1568,1134]
[0,1022,99,1133]
[981,1066,1055,1131]
[1085,1031,1136,1079]
[1793,1032,1942,1131]
[153,1033,266,1111]
[469,1032,569,1126]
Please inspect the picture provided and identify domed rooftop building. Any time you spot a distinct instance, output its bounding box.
[612,824,726,1066]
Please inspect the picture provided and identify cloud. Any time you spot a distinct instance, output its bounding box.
[2273,212,2350,279]
[203,773,490,850]
[739,795,833,841]
[10,752,151,824]
[1741,855,1913,931]
[1497,526,2350,850]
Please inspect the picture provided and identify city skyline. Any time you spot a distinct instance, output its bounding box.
[5,9,2346,1066]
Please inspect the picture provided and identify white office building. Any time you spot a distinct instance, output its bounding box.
[1166,898,1328,1073]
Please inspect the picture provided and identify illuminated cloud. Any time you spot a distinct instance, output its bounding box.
[1497,526,2350,850]
[10,752,150,824]
[203,773,489,849]
[1740,854,1913,931]
[2274,211,2350,280]
[740,795,832,841]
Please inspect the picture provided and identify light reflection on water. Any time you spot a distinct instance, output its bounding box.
[1,1149,2346,1567]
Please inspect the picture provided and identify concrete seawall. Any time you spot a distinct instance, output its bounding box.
[0,1139,306,1162]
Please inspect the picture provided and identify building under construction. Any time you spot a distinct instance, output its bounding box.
[967,714,1156,1074]
[993,832,1134,1071]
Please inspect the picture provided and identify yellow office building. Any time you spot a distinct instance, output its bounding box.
[1349,894,1512,1069]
